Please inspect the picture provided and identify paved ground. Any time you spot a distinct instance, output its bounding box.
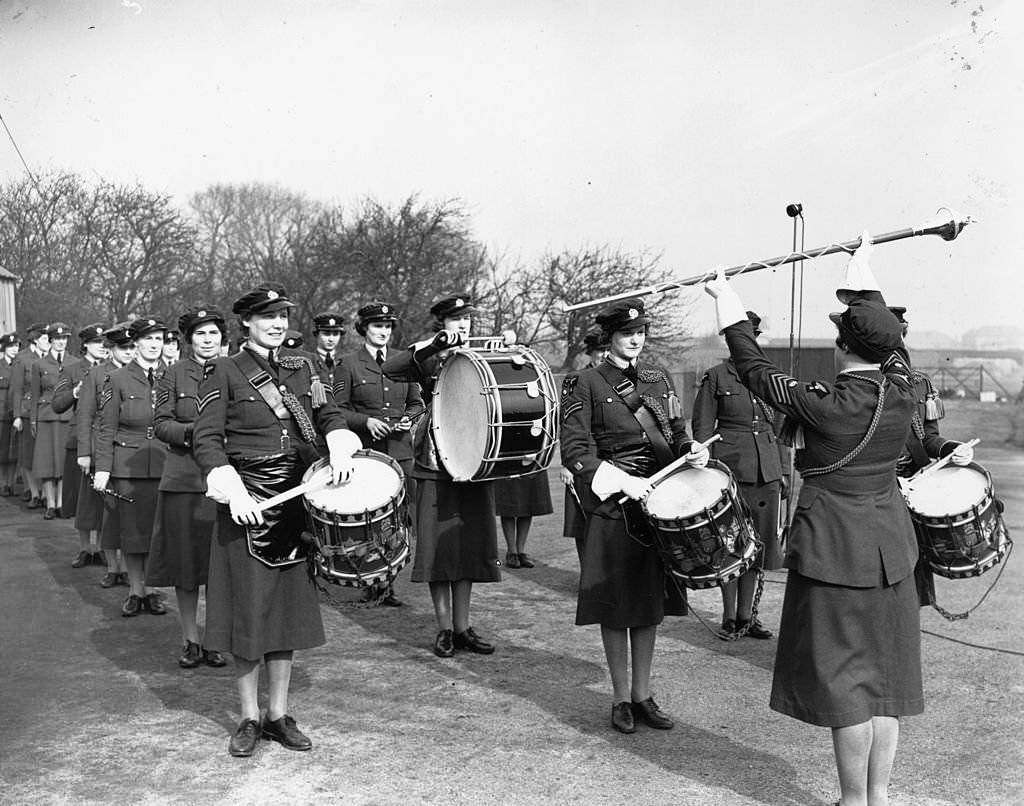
[2,404,1022,806]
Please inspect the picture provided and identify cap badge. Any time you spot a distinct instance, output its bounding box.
[266,290,279,300]
[147,319,155,326]
[328,318,336,326]
[381,305,389,314]
[628,308,638,319]
[455,298,464,308]
[197,310,207,317]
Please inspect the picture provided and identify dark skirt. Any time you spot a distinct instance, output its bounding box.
[74,471,105,531]
[100,478,159,553]
[60,447,80,518]
[769,570,924,728]
[738,479,782,571]
[576,509,687,629]
[562,485,586,539]
[411,479,501,583]
[32,421,66,478]
[146,491,215,589]
[0,418,17,464]
[19,425,35,470]
[204,508,325,660]
[494,472,554,518]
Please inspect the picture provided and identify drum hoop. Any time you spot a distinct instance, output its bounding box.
[302,451,405,522]
[432,350,502,481]
[642,459,736,524]
[661,535,760,590]
[904,461,994,518]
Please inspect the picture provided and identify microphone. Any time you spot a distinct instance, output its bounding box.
[786,203,803,218]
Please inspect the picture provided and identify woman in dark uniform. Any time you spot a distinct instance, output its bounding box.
[11,323,48,509]
[560,330,608,564]
[334,301,424,605]
[494,472,552,569]
[381,294,500,658]
[147,306,229,670]
[691,310,786,640]
[192,282,358,758]
[52,323,109,567]
[704,237,923,806]
[0,333,21,497]
[92,318,169,617]
[560,299,709,735]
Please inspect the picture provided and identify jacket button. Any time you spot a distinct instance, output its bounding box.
[606,398,613,403]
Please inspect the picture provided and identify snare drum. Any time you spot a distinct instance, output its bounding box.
[642,460,760,589]
[903,462,1011,579]
[432,346,558,482]
[301,451,411,587]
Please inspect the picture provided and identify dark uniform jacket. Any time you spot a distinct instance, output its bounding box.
[0,357,15,422]
[335,346,424,461]
[75,359,122,461]
[560,359,693,518]
[192,348,349,474]
[896,370,957,476]
[94,361,167,479]
[52,357,104,450]
[152,358,208,493]
[10,347,43,422]
[692,359,783,485]
[723,320,917,588]
[30,353,79,426]
[313,350,343,399]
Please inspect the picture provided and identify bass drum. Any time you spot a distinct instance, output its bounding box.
[642,460,760,589]
[903,462,1011,579]
[431,346,558,482]
[301,451,411,587]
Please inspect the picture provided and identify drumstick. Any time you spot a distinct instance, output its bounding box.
[256,475,335,512]
[617,434,722,504]
[907,437,980,483]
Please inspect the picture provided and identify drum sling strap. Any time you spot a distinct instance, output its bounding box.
[234,349,318,447]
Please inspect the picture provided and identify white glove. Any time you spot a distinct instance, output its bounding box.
[703,266,747,332]
[949,442,974,466]
[92,470,110,493]
[77,456,92,473]
[619,474,654,502]
[686,443,711,468]
[836,230,880,303]
[206,465,264,526]
[326,428,361,485]
[559,466,573,486]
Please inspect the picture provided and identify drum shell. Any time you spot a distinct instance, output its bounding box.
[642,460,760,589]
[432,347,558,482]
[301,452,411,587]
[905,462,1011,580]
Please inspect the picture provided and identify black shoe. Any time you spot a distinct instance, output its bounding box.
[632,697,674,730]
[91,552,106,566]
[228,719,261,757]
[737,618,773,639]
[43,507,57,520]
[505,552,520,568]
[71,550,91,568]
[0,485,12,497]
[121,594,143,617]
[21,490,32,503]
[452,627,494,655]
[202,647,227,667]
[379,590,403,607]
[144,593,167,615]
[100,572,119,588]
[179,641,202,669]
[262,715,312,751]
[517,552,535,568]
[116,572,129,587]
[611,701,636,734]
[717,618,738,641]
[26,497,43,509]
[433,629,454,658]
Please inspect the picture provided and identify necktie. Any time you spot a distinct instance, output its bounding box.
[375,349,384,366]
[325,353,334,370]
[147,367,154,386]
[623,363,638,384]
[56,353,63,369]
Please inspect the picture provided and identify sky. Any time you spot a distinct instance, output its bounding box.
[2,0,1021,341]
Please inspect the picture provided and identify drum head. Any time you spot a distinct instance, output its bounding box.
[904,464,990,517]
[646,464,732,520]
[432,351,490,481]
[303,453,403,515]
